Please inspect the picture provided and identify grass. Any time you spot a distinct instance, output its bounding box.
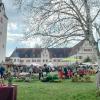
[13,75,100,100]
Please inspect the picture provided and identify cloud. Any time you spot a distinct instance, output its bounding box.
[6,49,13,57]
[7,32,24,42]
[8,22,18,31]
[21,38,41,47]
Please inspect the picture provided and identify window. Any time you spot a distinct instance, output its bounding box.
[84,49,92,51]
[46,59,48,62]
[17,59,20,62]
[53,59,56,62]
[26,60,30,62]
[33,54,35,58]
[37,59,41,62]
[79,56,82,59]
[20,60,24,62]
[14,59,16,62]
[36,54,40,58]
[25,54,28,58]
[60,54,63,57]
[54,55,56,57]
[58,59,60,62]
[32,60,36,62]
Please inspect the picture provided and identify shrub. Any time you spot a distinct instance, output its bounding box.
[46,74,53,81]
[52,74,59,80]
[72,74,79,82]
[72,74,92,83]
[79,78,85,82]
[84,75,92,82]
[52,79,62,83]
[41,74,52,82]
[41,74,60,82]
[24,77,32,82]
[7,72,13,85]
[15,78,24,82]
[96,90,100,97]
[20,76,26,80]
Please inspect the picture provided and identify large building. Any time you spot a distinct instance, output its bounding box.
[0,0,8,63]
[10,40,97,66]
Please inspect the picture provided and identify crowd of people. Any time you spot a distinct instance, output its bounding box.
[37,64,96,80]
[0,63,96,81]
[57,65,96,79]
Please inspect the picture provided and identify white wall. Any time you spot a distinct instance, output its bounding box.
[0,4,8,63]
[72,40,97,62]
[11,41,97,66]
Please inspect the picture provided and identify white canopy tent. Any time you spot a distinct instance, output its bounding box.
[26,63,41,68]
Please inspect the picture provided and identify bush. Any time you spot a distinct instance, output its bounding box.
[15,78,24,82]
[52,74,59,80]
[46,74,53,81]
[72,74,92,83]
[24,77,32,82]
[72,74,79,82]
[96,90,100,97]
[41,74,60,82]
[41,74,52,82]
[84,75,92,82]
[79,78,85,82]
[14,76,33,82]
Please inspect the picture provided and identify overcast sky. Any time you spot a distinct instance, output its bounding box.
[2,0,100,57]
[2,0,40,57]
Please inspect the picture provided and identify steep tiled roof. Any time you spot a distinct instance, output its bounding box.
[48,48,71,58]
[70,39,85,56]
[10,40,85,58]
[10,48,42,58]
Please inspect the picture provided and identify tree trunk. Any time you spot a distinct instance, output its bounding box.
[96,44,100,89]
[96,63,100,89]
[84,0,100,89]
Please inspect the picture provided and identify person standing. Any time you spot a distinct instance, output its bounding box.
[0,64,5,78]
[29,67,33,76]
[44,64,50,76]
[64,67,68,79]
[58,67,64,79]
[38,67,43,80]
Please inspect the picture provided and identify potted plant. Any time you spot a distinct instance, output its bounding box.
[7,72,13,86]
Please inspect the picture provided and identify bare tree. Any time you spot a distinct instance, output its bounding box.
[12,0,100,88]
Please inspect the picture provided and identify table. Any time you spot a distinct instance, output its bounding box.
[0,85,17,100]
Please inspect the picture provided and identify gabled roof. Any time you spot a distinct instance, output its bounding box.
[10,48,42,58]
[10,39,85,58]
[70,39,85,56]
[48,48,71,58]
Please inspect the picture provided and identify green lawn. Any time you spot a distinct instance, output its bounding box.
[13,76,100,100]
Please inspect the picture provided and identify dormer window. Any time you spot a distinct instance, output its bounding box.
[25,54,28,58]
[33,54,35,58]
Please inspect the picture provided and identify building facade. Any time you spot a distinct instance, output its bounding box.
[70,40,97,62]
[0,0,8,63]
[9,40,97,66]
